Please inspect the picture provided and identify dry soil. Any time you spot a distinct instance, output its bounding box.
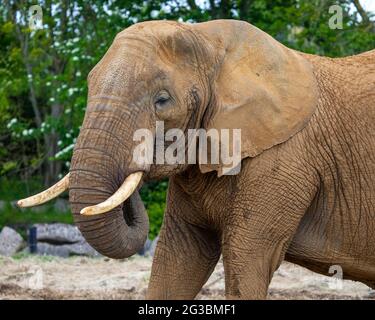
[0,255,374,300]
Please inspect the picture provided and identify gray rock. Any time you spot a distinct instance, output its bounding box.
[30,204,49,213]
[36,241,100,257]
[36,242,71,257]
[138,238,152,256]
[149,236,159,257]
[10,200,18,209]
[53,199,69,212]
[34,223,84,244]
[0,227,24,256]
[68,241,100,257]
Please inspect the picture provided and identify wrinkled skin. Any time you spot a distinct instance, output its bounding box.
[68,20,375,299]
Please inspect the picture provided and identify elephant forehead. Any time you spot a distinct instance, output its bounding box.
[87,46,168,97]
[115,21,206,65]
[116,20,185,43]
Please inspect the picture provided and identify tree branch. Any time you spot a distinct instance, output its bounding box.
[6,2,43,127]
[239,0,251,20]
[187,0,198,11]
[352,0,370,23]
[352,0,374,32]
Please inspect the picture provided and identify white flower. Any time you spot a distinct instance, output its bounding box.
[161,4,171,14]
[130,17,138,24]
[7,118,18,128]
[46,82,51,86]
[58,140,63,146]
[72,56,79,61]
[22,129,28,136]
[71,48,79,54]
[55,144,74,158]
[65,133,71,138]
[49,97,55,102]
[75,71,81,77]
[73,37,80,43]
[65,108,71,114]
[150,10,159,18]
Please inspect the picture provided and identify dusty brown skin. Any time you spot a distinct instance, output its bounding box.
[66,20,375,299]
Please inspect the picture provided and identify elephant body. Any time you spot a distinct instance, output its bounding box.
[287,52,375,289]
[20,20,375,299]
[149,50,375,298]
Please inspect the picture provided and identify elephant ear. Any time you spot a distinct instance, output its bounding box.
[192,21,318,176]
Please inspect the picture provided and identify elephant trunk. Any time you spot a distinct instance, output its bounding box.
[69,110,149,259]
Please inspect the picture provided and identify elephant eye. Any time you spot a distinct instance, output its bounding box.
[154,91,171,110]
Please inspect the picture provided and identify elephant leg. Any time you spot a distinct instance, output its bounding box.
[222,166,319,299]
[222,231,291,299]
[147,213,221,299]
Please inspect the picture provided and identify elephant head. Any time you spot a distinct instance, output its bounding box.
[18,20,317,259]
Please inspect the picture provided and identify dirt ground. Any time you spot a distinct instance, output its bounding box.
[0,255,374,300]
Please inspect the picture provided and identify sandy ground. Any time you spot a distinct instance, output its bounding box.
[0,255,374,300]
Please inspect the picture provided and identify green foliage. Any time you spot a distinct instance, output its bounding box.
[0,176,44,201]
[0,177,72,238]
[140,180,168,239]
[12,252,57,261]
[0,201,73,239]
[0,0,374,238]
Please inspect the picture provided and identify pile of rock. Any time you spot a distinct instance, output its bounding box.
[32,223,100,257]
[0,226,24,256]
[0,223,159,258]
[138,236,159,257]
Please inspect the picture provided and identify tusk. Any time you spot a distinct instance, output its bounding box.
[17,173,70,208]
[80,171,143,216]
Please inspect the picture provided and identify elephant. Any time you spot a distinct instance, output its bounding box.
[18,19,375,299]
